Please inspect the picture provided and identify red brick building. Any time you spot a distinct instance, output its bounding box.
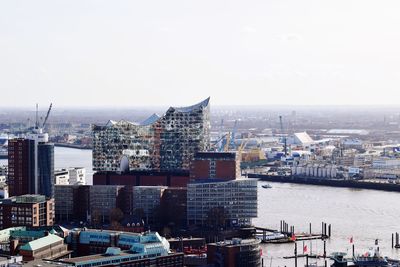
[8,139,35,197]
[0,195,54,229]
[190,152,240,181]
[93,170,190,187]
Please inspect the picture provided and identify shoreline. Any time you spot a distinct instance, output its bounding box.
[248,173,400,193]
[54,143,92,150]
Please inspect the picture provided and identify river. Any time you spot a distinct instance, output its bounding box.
[0,146,93,184]
[255,181,400,266]
[1,148,400,266]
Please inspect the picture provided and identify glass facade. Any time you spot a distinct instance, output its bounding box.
[92,98,210,172]
[38,143,54,198]
[187,179,258,227]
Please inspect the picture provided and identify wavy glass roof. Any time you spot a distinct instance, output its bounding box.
[96,97,210,127]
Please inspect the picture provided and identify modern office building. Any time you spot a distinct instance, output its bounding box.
[187,179,258,227]
[8,131,54,198]
[54,185,90,223]
[0,195,54,229]
[37,143,54,198]
[132,186,166,224]
[207,238,261,267]
[89,185,125,224]
[190,152,240,181]
[92,98,210,173]
[54,185,130,224]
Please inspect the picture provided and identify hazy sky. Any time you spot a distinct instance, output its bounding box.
[1,0,400,107]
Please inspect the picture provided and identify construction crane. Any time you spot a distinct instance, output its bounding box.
[212,133,229,152]
[238,137,250,155]
[230,120,238,150]
[217,119,225,152]
[279,115,287,156]
[35,103,39,129]
[42,103,53,129]
[224,132,231,152]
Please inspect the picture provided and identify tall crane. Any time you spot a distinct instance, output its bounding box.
[238,136,250,156]
[230,120,238,150]
[224,132,231,152]
[217,119,225,152]
[42,103,53,129]
[279,115,287,156]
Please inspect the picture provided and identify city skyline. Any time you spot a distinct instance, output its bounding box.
[2,0,400,107]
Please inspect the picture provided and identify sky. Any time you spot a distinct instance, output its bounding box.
[1,0,400,107]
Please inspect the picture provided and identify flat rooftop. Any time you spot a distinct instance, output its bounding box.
[61,251,137,263]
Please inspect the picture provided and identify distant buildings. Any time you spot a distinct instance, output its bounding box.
[54,169,69,185]
[0,195,54,229]
[55,168,86,186]
[69,167,86,185]
[287,132,314,146]
[92,98,210,173]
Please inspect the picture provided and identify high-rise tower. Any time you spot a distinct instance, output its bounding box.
[8,104,54,198]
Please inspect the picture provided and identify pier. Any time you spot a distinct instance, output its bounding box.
[255,221,331,244]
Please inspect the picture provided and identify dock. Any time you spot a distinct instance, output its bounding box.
[255,221,331,244]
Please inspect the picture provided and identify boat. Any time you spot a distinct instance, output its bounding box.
[262,184,272,189]
[353,240,394,266]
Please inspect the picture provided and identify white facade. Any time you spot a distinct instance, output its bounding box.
[55,169,70,185]
[372,158,400,169]
[68,167,86,185]
[292,164,338,178]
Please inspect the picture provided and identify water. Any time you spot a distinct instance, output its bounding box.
[2,148,400,265]
[255,181,400,266]
[0,146,93,184]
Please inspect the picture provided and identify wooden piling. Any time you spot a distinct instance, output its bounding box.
[392,233,394,248]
